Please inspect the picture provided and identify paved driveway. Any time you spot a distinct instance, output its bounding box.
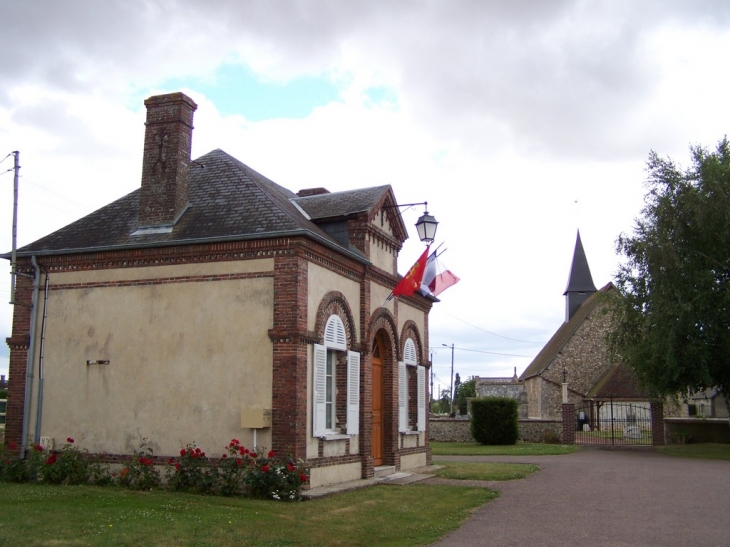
[429,447,730,547]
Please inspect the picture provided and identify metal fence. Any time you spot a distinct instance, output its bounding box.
[575,399,652,445]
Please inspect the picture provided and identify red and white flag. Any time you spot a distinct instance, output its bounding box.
[420,250,460,297]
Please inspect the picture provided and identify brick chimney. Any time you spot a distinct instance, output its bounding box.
[138,92,198,228]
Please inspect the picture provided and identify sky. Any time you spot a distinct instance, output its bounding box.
[1,1,730,398]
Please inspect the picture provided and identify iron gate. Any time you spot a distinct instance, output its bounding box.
[575,399,652,445]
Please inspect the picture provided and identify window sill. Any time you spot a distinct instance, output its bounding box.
[317,433,351,441]
[400,430,421,436]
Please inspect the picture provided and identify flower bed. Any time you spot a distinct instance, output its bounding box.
[0,437,309,501]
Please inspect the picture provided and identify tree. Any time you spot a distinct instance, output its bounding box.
[607,138,730,397]
[454,376,477,415]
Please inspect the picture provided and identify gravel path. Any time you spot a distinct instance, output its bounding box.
[428,447,730,547]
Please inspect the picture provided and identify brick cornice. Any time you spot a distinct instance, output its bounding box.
[267,329,319,345]
[5,336,30,350]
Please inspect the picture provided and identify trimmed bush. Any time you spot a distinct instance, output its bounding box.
[471,397,518,445]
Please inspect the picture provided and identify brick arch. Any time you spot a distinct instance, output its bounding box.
[399,320,425,366]
[314,291,357,349]
[367,308,399,361]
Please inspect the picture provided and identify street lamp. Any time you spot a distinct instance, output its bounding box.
[381,201,438,245]
[442,343,455,416]
[415,207,438,245]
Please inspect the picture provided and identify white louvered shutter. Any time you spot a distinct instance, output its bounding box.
[346,351,360,435]
[404,338,417,365]
[324,315,347,351]
[399,361,408,432]
[417,365,426,432]
[313,344,327,436]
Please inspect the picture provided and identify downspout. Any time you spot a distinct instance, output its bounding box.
[34,272,49,443]
[21,256,41,455]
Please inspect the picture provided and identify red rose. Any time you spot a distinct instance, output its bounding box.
[174,463,180,470]
[261,464,270,473]
[45,453,57,465]
[34,444,44,452]
[268,450,275,458]
[195,448,201,454]
[191,452,198,459]
[201,452,205,458]
[167,458,174,464]
[299,473,308,482]
[222,454,227,459]
[287,463,295,472]
[250,452,258,459]
[239,447,246,456]
[236,459,242,466]
[66,437,74,443]
[9,441,17,450]
[180,449,186,457]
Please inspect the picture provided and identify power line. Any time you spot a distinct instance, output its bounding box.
[441,309,546,344]
[430,345,533,358]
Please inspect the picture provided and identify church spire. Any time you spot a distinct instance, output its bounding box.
[563,230,596,321]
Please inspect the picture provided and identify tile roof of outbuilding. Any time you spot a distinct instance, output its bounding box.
[13,149,389,260]
[586,362,650,400]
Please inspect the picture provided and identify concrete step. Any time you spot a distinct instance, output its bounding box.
[374,465,396,478]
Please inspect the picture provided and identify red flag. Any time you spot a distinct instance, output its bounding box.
[392,246,430,298]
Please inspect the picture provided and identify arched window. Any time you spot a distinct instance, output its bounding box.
[399,338,426,433]
[313,315,360,437]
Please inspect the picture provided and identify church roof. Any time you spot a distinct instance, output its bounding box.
[564,230,597,295]
[521,283,615,381]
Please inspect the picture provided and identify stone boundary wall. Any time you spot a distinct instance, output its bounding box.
[665,418,730,444]
[429,418,563,443]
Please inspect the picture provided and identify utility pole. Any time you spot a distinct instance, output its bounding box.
[429,351,434,413]
[10,150,19,304]
[442,343,455,415]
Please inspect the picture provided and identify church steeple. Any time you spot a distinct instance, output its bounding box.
[563,230,596,321]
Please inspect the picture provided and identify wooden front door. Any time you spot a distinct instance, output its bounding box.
[371,339,384,466]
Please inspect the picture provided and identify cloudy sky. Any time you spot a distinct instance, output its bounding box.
[1,1,729,396]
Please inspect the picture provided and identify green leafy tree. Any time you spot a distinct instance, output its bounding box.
[433,388,451,414]
[454,376,477,415]
[608,138,730,397]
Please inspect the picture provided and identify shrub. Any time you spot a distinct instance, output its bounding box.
[0,441,29,482]
[216,438,252,496]
[471,397,518,445]
[243,448,309,501]
[165,442,217,495]
[116,438,161,490]
[542,429,561,444]
[42,438,90,485]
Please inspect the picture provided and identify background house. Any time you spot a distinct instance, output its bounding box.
[4,92,434,488]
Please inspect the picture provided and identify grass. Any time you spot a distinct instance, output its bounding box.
[433,461,538,481]
[656,443,730,461]
[430,441,579,456]
[0,482,497,547]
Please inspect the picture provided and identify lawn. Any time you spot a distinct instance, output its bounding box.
[430,441,578,456]
[433,461,538,481]
[656,443,730,461]
[0,482,497,547]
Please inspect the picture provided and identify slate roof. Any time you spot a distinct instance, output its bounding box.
[564,230,597,295]
[520,282,615,381]
[293,185,392,220]
[12,149,391,260]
